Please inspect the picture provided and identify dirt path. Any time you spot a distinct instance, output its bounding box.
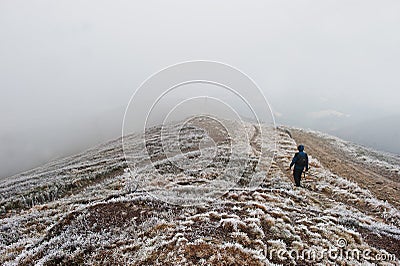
[289,129,400,209]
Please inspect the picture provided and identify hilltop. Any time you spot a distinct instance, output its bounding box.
[0,120,399,265]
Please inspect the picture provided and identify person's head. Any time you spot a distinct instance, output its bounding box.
[297,145,304,152]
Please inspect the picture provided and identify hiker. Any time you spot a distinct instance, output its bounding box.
[289,145,309,187]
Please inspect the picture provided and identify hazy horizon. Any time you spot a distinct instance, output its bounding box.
[1,0,399,178]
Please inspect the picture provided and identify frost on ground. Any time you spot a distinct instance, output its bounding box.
[0,120,399,265]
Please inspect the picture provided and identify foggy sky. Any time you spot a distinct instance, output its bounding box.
[1,0,400,178]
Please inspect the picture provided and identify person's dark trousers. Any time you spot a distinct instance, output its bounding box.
[293,168,303,187]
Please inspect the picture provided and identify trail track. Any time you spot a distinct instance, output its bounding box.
[289,128,400,209]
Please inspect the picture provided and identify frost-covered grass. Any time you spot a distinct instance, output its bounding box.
[289,126,400,176]
[0,137,128,214]
[0,121,399,265]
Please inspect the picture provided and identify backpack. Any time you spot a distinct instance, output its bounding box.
[296,153,307,167]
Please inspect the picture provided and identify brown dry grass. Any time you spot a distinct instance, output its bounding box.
[289,129,400,209]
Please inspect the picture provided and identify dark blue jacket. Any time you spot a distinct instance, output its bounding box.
[290,151,309,171]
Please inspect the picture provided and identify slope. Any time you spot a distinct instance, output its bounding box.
[0,122,399,265]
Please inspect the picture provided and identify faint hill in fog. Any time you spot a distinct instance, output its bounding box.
[332,114,400,155]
